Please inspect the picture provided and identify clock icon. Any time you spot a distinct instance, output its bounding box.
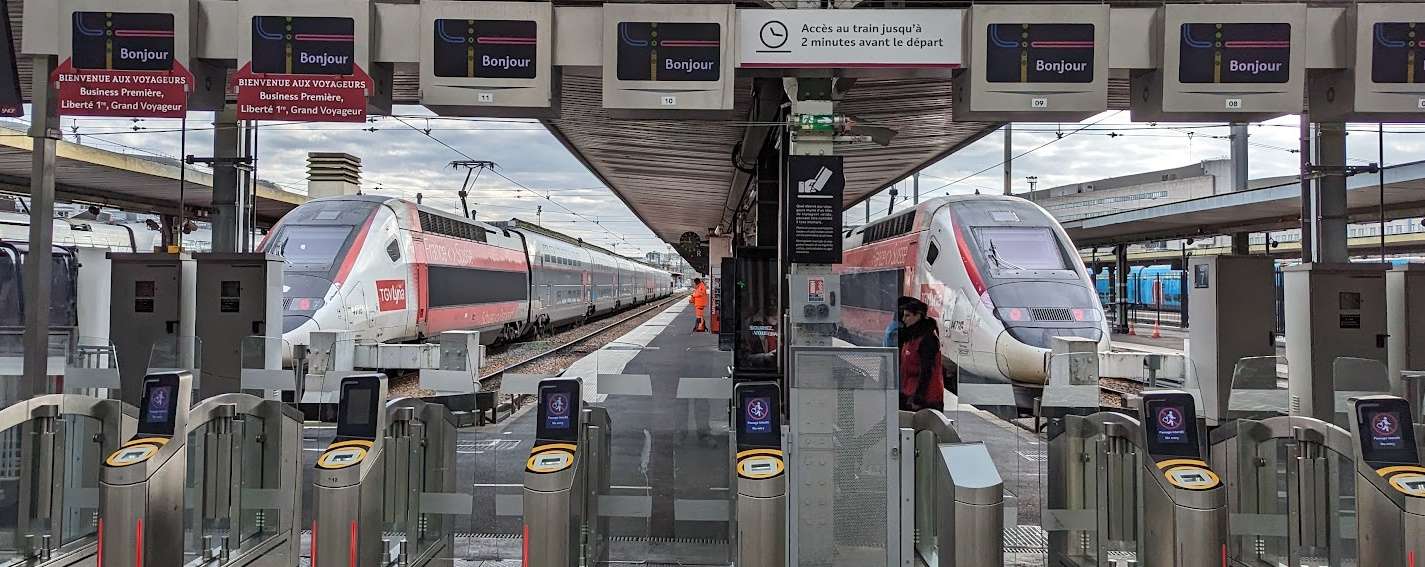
[760,21,788,49]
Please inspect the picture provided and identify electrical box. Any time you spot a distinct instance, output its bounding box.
[236,0,392,116]
[194,253,283,399]
[601,3,736,115]
[1284,263,1389,421]
[1187,255,1276,425]
[954,3,1110,122]
[1388,264,1425,394]
[108,252,195,405]
[419,1,556,118]
[1309,3,1425,122]
[1130,3,1307,122]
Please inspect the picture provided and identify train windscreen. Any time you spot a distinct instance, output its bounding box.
[269,226,353,270]
[973,227,1068,270]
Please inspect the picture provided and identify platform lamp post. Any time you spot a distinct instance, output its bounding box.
[1026,176,1038,200]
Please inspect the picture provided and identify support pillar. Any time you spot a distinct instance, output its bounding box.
[211,107,243,253]
[1115,245,1130,335]
[1230,123,1251,255]
[913,171,920,204]
[1299,115,1314,262]
[23,55,60,398]
[1002,124,1012,196]
[1315,122,1349,264]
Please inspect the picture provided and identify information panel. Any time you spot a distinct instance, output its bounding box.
[1371,22,1425,84]
[616,22,721,81]
[434,19,537,79]
[55,9,192,118]
[0,0,21,117]
[1179,23,1291,84]
[785,155,844,264]
[737,9,961,69]
[235,14,372,122]
[985,23,1094,83]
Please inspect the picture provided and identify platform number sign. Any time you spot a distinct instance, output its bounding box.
[433,19,537,80]
[1179,23,1291,84]
[616,22,721,82]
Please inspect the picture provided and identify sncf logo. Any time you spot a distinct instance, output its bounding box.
[375,280,407,312]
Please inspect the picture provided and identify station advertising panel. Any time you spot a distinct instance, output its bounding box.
[602,4,735,113]
[52,0,196,118]
[1130,4,1307,122]
[737,9,962,70]
[953,4,1109,121]
[0,0,20,117]
[235,0,378,122]
[419,1,554,118]
[1310,3,1425,122]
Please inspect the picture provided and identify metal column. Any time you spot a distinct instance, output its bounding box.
[1115,245,1129,335]
[23,54,59,398]
[1230,123,1250,255]
[1299,115,1314,262]
[1002,124,1012,196]
[1315,122,1349,264]
[211,107,243,253]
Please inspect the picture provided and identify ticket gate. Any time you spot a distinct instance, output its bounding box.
[0,394,135,565]
[185,392,304,565]
[1347,395,1425,565]
[732,381,785,566]
[1134,390,1228,565]
[1047,390,1227,566]
[312,374,459,567]
[99,371,194,567]
[903,409,1004,567]
[522,377,611,567]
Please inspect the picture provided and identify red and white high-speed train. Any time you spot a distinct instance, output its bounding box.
[259,195,672,349]
[840,194,1110,411]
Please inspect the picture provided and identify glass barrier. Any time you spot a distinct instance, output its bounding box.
[0,329,72,404]
[1226,356,1289,419]
[239,336,295,396]
[63,336,120,395]
[1331,357,1391,428]
[148,336,202,383]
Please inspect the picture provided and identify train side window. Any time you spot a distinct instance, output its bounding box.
[386,240,401,262]
[927,242,940,265]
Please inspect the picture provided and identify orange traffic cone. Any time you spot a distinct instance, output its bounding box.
[1152,319,1162,339]
[1127,315,1136,336]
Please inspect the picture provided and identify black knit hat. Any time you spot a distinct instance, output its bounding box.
[902,298,929,315]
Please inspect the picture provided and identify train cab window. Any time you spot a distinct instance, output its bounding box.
[270,226,353,270]
[926,242,940,265]
[973,227,1068,270]
[386,240,401,262]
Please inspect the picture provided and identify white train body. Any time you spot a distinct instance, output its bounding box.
[841,195,1110,409]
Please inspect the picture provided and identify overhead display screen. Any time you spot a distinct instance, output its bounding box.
[1358,398,1420,466]
[616,22,721,82]
[72,11,175,71]
[251,16,355,75]
[434,19,537,79]
[1179,23,1291,84]
[985,23,1094,83]
[1371,22,1425,84]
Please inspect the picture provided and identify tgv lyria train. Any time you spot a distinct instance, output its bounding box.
[840,194,1110,412]
[259,195,672,349]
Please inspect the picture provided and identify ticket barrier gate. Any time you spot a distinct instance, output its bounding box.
[0,394,135,565]
[732,382,785,567]
[99,371,194,567]
[523,377,611,567]
[902,409,1004,567]
[1347,395,1425,565]
[312,374,460,567]
[184,391,304,565]
[1047,390,1227,566]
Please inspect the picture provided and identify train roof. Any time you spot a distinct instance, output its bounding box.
[846,194,1050,248]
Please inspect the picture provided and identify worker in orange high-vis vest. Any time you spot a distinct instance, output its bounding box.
[690,278,708,332]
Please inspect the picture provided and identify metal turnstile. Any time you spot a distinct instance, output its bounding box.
[0,394,135,565]
[185,392,304,566]
[1347,395,1425,564]
[1048,390,1227,566]
[1134,390,1228,566]
[99,371,194,567]
[732,381,785,567]
[903,409,1004,567]
[522,377,611,567]
[312,374,459,567]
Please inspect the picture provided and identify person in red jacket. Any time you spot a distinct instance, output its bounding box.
[898,298,945,412]
[689,278,708,332]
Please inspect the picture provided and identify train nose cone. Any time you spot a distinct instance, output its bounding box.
[283,314,316,334]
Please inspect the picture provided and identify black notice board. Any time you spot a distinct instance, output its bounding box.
[1179,23,1291,84]
[985,23,1095,84]
[615,22,720,82]
[72,11,175,71]
[433,19,537,80]
[785,155,844,264]
[0,0,20,117]
[251,16,355,75]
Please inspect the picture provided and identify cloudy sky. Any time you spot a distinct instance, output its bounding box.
[30,106,1425,256]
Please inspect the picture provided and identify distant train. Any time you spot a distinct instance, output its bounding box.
[1094,257,1425,312]
[260,195,673,350]
[839,194,1111,412]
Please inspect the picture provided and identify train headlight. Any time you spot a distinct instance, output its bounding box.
[285,297,325,312]
[997,307,1028,322]
[1071,308,1102,322]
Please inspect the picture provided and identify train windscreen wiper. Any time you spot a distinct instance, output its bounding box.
[987,241,1023,270]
